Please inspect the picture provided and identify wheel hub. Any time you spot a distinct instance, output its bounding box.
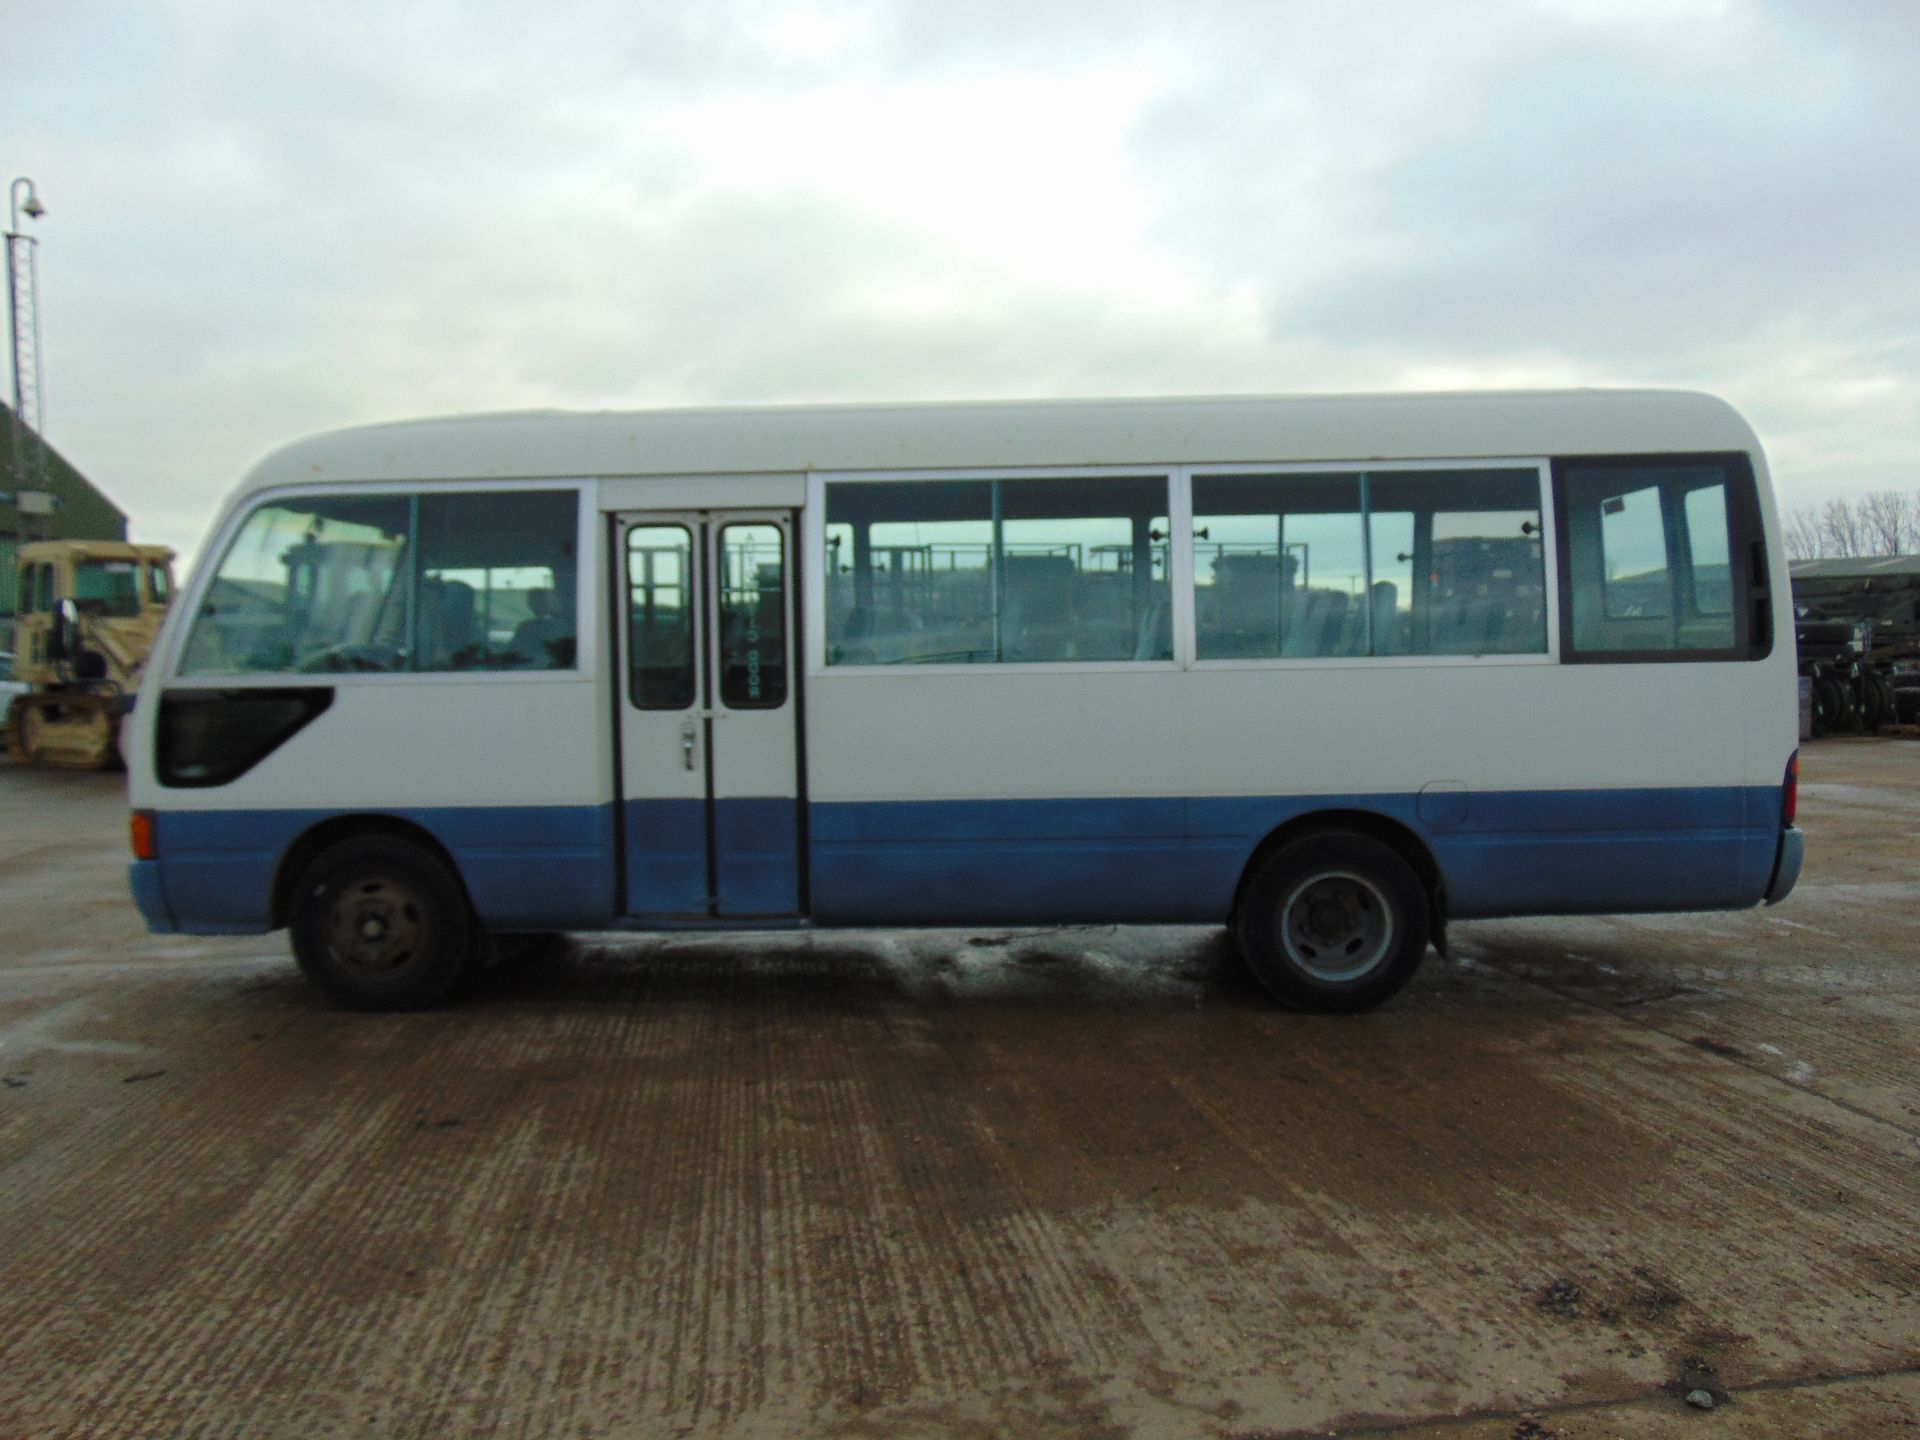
[328,877,427,974]
[1279,871,1395,982]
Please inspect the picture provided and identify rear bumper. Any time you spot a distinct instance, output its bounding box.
[1764,826,1804,906]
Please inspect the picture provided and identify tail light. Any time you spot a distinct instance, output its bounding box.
[1782,751,1798,827]
[130,810,156,860]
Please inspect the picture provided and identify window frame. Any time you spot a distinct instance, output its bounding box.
[806,465,1187,674]
[807,459,1561,674]
[413,489,582,674]
[160,480,596,688]
[624,521,700,711]
[1183,458,1559,671]
[715,520,790,710]
[1552,451,1768,666]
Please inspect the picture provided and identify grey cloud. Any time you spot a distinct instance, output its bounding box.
[6,0,1917,552]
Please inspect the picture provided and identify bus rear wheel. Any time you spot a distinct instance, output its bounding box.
[289,837,474,1011]
[1235,833,1430,1012]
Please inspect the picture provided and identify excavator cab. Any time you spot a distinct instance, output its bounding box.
[5,540,176,768]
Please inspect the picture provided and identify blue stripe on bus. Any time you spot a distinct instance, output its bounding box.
[807,787,1783,925]
[618,797,802,916]
[623,799,707,914]
[149,804,619,934]
[136,785,1785,937]
[712,797,801,916]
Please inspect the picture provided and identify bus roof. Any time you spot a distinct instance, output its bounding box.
[237,389,1762,494]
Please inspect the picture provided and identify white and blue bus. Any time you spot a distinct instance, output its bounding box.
[125,391,1803,1012]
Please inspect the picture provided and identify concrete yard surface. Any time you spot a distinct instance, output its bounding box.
[0,741,1916,1438]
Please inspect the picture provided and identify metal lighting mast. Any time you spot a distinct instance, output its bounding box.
[7,176,49,535]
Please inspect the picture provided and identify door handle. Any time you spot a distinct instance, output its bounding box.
[679,719,697,770]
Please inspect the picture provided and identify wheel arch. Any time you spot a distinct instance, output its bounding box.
[271,814,473,930]
[1231,809,1448,952]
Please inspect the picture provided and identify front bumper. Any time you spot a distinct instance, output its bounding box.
[128,860,177,932]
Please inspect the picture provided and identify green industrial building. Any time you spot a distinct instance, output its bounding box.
[2,402,129,617]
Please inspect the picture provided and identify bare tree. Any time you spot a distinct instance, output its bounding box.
[1784,507,1826,560]
[1822,496,1866,557]
[1856,491,1914,556]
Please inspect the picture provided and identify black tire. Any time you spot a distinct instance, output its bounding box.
[1234,832,1430,1013]
[1863,674,1896,730]
[1896,686,1920,726]
[1811,677,1848,737]
[288,836,475,1011]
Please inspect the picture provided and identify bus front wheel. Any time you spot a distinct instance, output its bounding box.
[1234,833,1430,1012]
[289,837,474,1011]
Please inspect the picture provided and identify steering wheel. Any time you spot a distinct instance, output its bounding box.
[295,643,403,674]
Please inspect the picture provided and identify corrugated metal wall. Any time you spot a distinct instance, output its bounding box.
[4,402,131,620]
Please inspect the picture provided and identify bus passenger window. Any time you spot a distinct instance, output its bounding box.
[1195,468,1546,661]
[1560,461,1745,658]
[825,476,1170,665]
[1195,474,1367,660]
[1369,469,1546,657]
[1686,486,1733,616]
[718,524,786,708]
[416,491,578,671]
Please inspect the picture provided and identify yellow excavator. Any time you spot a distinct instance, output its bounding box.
[5,538,176,769]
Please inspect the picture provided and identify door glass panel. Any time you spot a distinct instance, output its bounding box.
[718,523,787,708]
[627,525,696,709]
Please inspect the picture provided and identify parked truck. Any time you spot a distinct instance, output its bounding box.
[1791,555,1920,736]
[5,538,176,768]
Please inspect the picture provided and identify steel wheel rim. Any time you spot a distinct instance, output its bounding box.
[1278,869,1395,982]
[327,875,430,975]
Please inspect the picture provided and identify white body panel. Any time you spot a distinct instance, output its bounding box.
[128,675,606,812]
[799,660,1770,804]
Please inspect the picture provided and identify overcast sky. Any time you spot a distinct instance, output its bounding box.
[6,0,1916,562]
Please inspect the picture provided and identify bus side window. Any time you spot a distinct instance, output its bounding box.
[415,491,578,672]
[1559,459,1749,660]
[824,476,1170,666]
[1195,467,1545,660]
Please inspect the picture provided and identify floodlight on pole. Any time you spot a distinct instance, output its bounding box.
[11,178,45,226]
[7,176,49,536]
